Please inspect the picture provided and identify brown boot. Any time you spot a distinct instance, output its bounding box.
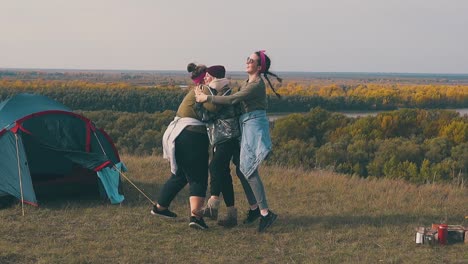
[217,207,237,228]
[193,198,220,220]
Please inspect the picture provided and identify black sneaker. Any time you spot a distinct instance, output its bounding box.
[258,211,277,232]
[150,205,177,218]
[189,216,209,230]
[243,207,261,224]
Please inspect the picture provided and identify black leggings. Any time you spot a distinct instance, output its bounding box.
[157,129,209,208]
[209,139,258,208]
[209,139,238,207]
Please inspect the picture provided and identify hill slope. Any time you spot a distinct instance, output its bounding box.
[1,155,467,263]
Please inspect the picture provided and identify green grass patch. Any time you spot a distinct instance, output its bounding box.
[1,155,467,263]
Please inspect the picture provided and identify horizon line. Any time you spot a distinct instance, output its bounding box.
[1,67,467,76]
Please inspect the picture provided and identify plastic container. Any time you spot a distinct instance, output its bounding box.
[438,224,448,245]
[415,227,425,244]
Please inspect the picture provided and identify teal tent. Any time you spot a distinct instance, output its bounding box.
[0,93,124,206]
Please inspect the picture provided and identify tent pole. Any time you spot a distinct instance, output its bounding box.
[93,130,109,158]
[14,133,25,216]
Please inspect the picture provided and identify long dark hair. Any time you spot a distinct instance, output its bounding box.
[255,51,282,98]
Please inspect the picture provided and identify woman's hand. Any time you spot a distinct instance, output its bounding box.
[194,86,208,103]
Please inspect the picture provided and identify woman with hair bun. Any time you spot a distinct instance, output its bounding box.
[150,63,215,230]
[195,50,282,232]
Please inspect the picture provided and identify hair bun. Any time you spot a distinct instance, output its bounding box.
[187,63,197,73]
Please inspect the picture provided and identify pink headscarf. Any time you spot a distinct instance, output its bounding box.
[191,71,206,84]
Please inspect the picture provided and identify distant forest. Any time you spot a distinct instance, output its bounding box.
[1,80,467,112]
[78,108,467,185]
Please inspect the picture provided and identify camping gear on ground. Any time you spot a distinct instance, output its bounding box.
[424,231,437,245]
[0,93,125,211]
[415,224,467,245]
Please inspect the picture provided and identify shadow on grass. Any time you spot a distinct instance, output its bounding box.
[0,253,36,264]
[7,178,190,211]
[280,214,467,229]
[119,179,191,207]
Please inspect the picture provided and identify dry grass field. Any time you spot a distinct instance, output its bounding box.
[1,155,467,263]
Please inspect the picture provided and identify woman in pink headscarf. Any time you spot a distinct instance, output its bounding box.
[151,63,215,230]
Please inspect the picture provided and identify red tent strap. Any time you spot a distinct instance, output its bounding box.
[94,161,111,172]
[11,123,33,135]
[22,200,39,207]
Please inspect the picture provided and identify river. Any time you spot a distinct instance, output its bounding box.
[268,108,468,121]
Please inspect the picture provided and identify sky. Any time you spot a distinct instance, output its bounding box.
[1,0,468,73]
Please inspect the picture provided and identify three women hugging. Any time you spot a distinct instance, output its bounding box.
[151,50,282,233]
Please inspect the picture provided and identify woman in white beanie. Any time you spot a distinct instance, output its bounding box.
[195,65,258,228]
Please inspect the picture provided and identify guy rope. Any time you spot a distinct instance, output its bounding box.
[92,130,155,206]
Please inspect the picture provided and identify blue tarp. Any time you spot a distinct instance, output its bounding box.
[97,162,126,204]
